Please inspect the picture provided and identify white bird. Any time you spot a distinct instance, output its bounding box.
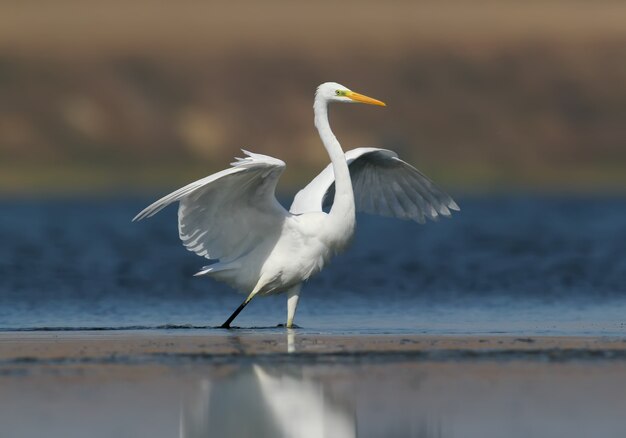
[133,82,459,328]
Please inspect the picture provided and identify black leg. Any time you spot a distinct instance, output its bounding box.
[220,297,251,329]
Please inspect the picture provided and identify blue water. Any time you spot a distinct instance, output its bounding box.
[0,195,624,335]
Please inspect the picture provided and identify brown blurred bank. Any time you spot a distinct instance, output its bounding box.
[0,0,624,194]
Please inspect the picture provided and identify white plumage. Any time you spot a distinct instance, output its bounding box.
[134,82,458,328]
[291,147,458,222]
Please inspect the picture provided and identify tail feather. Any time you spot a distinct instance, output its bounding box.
[193,262,239,277]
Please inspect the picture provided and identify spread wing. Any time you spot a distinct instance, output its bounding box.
[133,150,288,262]
[290,147,459,223]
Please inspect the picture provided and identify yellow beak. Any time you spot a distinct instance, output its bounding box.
[345,91,386,107]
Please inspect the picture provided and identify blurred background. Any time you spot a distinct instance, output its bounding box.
[1,0,625,195]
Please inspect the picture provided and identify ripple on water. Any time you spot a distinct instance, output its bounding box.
[0,195,624,335]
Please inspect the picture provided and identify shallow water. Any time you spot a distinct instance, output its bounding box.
[0,195,625,335]
[2,353,626,438]
[1,194,626,438]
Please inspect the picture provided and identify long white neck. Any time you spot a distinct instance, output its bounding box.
[313,96,355,224]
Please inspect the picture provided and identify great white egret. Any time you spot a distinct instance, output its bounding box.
[133,82,459,328]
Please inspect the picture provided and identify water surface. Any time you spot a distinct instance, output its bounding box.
[0,195,624,335]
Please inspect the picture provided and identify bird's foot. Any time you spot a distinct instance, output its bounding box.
[276,323,301,329]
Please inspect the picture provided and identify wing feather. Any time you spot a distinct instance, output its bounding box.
[134,150,288,262]
[290,147,459,223]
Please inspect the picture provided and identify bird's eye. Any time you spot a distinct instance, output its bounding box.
[335,90,341,95]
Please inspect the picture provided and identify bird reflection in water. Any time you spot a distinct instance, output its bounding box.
[180,330,355,438]
[287,328,296,354]
[179,367,355,438]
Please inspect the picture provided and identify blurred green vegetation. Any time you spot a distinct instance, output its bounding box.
[0,0,625,194]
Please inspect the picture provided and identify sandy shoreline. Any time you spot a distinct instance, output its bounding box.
[2,331,626,363]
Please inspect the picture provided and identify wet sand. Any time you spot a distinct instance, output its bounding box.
[2,332,626,437]
[2,331,626,362]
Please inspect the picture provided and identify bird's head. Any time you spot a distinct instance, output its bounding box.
[316,82,386,107]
